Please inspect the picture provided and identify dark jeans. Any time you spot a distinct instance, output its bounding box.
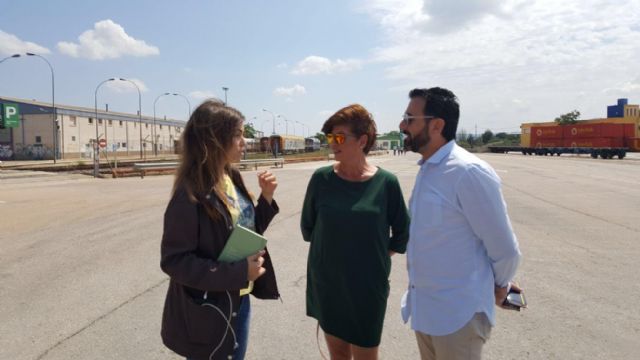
[187,295,251,360]
[233,295,251,359]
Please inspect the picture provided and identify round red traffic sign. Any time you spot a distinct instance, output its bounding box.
[98,139,107,148]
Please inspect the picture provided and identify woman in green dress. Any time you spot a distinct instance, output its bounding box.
[301,104,410,359]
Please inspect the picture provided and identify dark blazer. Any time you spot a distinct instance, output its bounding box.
[160,171,280,360]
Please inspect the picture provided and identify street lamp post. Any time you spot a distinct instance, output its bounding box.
[117,78,143,159]
[222,87,229,105]
[1,53,57,162]
[0,54,21,64]
[153,93,170,156]
[26,53,56,162]
[172,93,191,118]
[94,77,143,178]
[277,114,291,135]
[94,78,116,178]
[261,119,271,134]
[296,120,307,137]
[262,108,276,135]
[154,92,191,156]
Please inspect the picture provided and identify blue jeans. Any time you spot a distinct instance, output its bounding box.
[187,295,250,360]
[233,295,251,359]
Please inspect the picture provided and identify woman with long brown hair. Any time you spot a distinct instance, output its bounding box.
[160,99,280,360]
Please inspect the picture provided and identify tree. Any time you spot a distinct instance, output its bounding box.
[555,110,580,125]
[314,132,327,144]
[243,123,257,138]
[466,134,476,147]
[481,129,494,144]
[457,129,469,143]
[495,132,508,139]
[385,130,402,139]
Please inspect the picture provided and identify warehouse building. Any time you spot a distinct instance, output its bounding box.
[0,96,185,160]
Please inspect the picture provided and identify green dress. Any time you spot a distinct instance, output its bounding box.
[301,165,410,347]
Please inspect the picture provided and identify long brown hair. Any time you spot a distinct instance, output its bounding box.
[173,99,244,219]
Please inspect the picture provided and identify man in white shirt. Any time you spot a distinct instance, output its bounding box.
[399,87,522,360]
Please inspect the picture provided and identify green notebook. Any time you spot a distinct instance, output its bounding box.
[218,225,268,262]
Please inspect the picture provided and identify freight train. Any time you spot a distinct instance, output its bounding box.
[489,122,640,159]
[259,134,306,155]
[305,137,321,152]
[243,138,260,152]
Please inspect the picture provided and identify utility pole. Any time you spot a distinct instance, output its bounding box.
[222,87,229,105]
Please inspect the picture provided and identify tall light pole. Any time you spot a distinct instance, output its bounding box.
[116,78,143,158]
[0,54,21,64]
[262,108,276,135]
[153,93,170,156]
[296,120,307,138]
[26,53,56,162]
[171,93,191,118]
[154,92,191,156]
[261,119,270,134]
[94,78,116,178]
[1,53,57,162]
[222,87,229,105]
[277,114,291,135]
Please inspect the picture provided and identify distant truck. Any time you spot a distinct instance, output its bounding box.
[489,122,639,159]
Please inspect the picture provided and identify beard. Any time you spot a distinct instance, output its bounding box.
[403,130,430,153]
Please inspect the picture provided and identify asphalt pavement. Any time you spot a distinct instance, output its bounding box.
[1,152,639,359]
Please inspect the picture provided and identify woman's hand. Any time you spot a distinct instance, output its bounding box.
[247,250,266,281]
[258,171,277,204]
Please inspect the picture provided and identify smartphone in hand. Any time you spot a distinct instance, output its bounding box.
[502,288,527,311]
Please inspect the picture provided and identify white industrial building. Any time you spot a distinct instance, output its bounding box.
[0,96,185,160]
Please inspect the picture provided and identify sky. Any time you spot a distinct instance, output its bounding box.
[1,0,639,136]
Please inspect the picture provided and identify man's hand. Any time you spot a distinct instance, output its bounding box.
[247,250,266,281]
[258,171,277,204]
[495,282,522,308]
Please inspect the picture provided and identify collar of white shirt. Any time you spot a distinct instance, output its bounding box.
[417,140,456,166]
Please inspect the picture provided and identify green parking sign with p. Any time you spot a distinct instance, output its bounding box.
[0,103,21,128]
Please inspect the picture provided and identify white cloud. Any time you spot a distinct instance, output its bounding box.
[359,0,640,129]
[105,78,148,93]
[0,30,50,56]
[361,0,510,35]
[363,0,640,82]
[276,62,288,69]
[603,78,640,95]
[619,80,640,93]
[274,84,307,97]
[291,56,362,75]
[57,19,159,60]
[189,90,218,100]
[419,0,507,34]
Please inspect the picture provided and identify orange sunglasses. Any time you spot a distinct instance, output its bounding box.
[326,133,358,145]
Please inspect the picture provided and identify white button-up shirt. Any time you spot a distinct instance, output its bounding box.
[402,140,521,336]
